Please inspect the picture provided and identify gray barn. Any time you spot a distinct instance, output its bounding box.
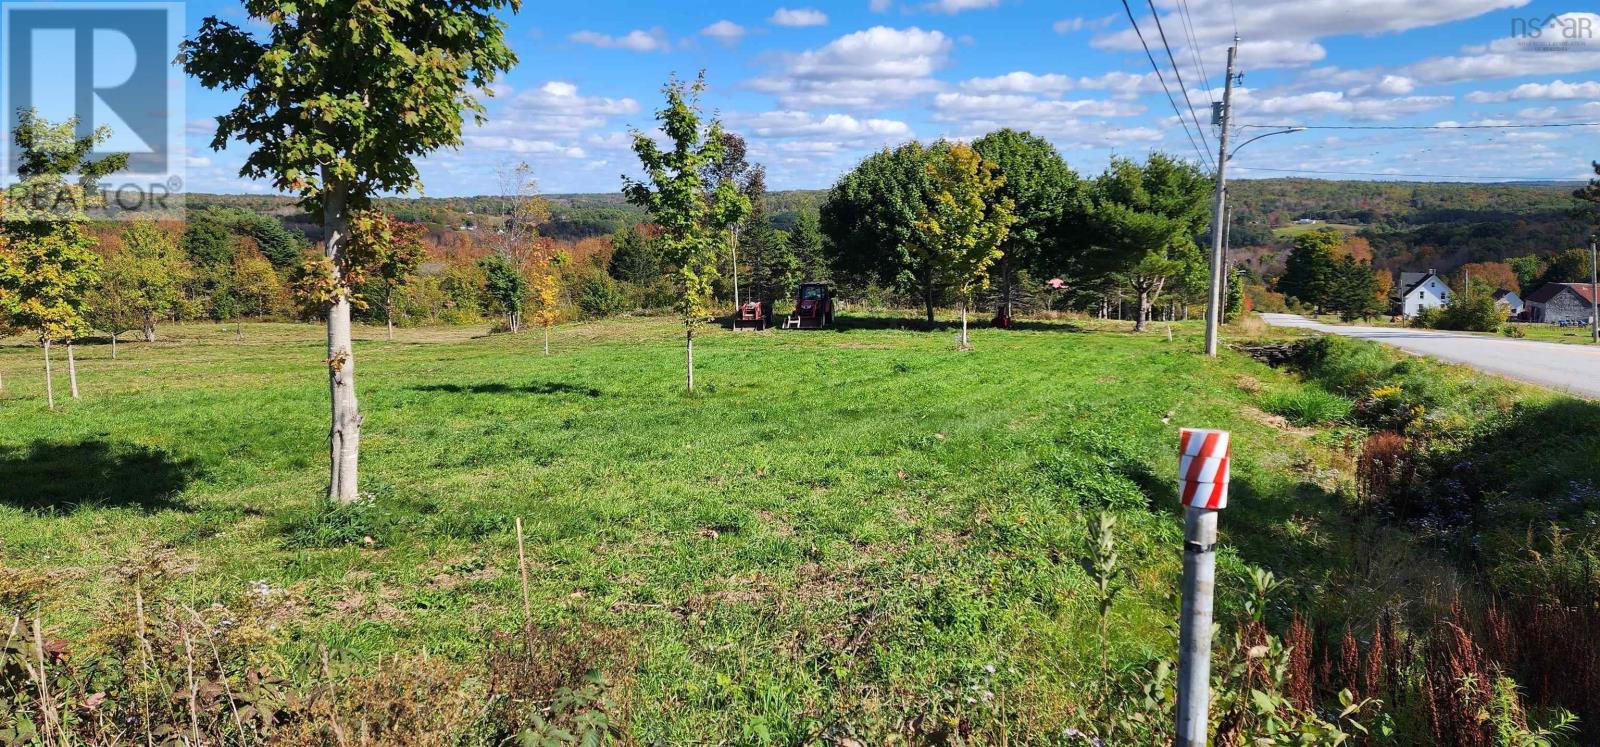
[1524,283,1596,324]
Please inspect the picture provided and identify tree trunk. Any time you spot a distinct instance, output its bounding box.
[386,301,395,341]
[960,303,970,351]
[1135,290,1151,332]
[110,332,118,359]
[67,341,80,399]
[42,339,54,410]
[143,312,156,342]
[324,180,362,504]
[543,326,550,355]
[685,327,694,392]
[731,228,740,310]
[923,273,936,329]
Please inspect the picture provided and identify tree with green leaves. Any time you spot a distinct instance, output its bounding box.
[182,215,234,268]
[971,129,1080,321]
[0,110,127,408]
[607,225,659,285]
[1506,255,1545,290]
[1325,256,1385,322]
[1082,153,1211,332]
[104,221,188,343]
[738,166,802,311]
[789,210,828,283]
[1538,247,1592,285]
[909,142,1015,349]
[701,131,753,308]
[1278,229,1344,314]
[821,143,939,325]
[479,253,528,332]
[622,73,750,392]
[351,212,426,340]
[182,0,519,503]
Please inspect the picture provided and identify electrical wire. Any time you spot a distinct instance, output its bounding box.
[1239,121,1600,130]
[1232,165,1584,181]
[1174,0,1215,105]
[1146,0,1216,166]
[1118,0,1213,168]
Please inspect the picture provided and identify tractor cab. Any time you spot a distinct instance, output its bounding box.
[783,282,835,329]
[732,299,770,331]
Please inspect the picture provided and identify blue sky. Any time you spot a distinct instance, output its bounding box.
[175,0,1600,196]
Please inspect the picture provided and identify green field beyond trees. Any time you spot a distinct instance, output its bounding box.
[3,315,1595,742]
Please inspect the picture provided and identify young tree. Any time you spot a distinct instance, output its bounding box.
[182,0,519,503]
[738,166,802,311]
[971,129,1080,321]
[530,250,566,354]
[229,243,285,337]
[0,110,126,408]
[701,131,753,308]
[606,225,660,285]
[1082,154,1210,332]
[490,161,551,313]
[86,268,137,358]
[908,143,1015,349]
[622,73,750,392]
[350,212,425,340]
[105,221,188,343]
[789,210,828,282]
[479,253,528,332]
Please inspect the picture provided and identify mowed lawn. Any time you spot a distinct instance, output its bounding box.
[0,315,1364,740]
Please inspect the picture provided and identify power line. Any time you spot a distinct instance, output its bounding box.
[1174,0,1215,105]
[1239,121,1600,131]
[1146,0,1216,165]
[1225,0,1239,39]
[1232,165,1584,181]
[1118,0,1213,168]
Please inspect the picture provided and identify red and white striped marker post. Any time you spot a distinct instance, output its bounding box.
[1176,428,1230,747]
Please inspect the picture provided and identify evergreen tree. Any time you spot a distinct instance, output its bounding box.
[607,225,659,285]
[971,129,1080,320]
[1279,229,1343,313]
[789,210,828,283]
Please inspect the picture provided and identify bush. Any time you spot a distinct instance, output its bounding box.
[1428,292,1503,333]
[279,496,387,548]
[576,273,629,319]
[1262,387,1353,426]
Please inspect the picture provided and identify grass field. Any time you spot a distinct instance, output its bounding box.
[0,314,1520,739]
[1270,222,1361,239]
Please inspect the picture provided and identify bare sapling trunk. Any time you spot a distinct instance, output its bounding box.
[386,301,395,341]
[67,341,79,399]
[960,302,970,351]
[110,332,118,359]
[686,328,694,392]
[543,325,550,355]
[42,339,54,410]
[923,272,937,329]
[324,183,362,504]
[143,312,156,342]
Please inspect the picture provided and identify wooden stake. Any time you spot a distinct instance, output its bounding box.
[515,517,533,624]
[181,624,201,745]
[32,619,59,745]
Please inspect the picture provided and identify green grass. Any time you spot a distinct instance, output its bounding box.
[1260,387,1353,426]
[1271,221,1361,239]
[0,315,1442,739]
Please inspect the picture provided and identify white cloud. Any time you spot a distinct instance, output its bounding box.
[747,26,953,108]
[870,0,892,11]
[1346,75,1417,97]
[1054,16,1114,34]
[1232,88,1454,120]
[731,111,912,140]
[1465,79,1600,102]
[962,72,1076,95]
[770,7,828,27]
[569,28,670,53]
[1400,12,1600,83]
[462,81,639,160]
[927,0,999,13]
[700,20,746,45]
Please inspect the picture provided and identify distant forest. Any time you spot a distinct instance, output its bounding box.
[186,177,1591,279]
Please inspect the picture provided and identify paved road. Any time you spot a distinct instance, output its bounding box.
[1260,313,1600,400]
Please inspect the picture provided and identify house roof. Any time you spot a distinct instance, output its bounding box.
[1400,271,1441,295]
[1524,283,1597,306]
[1492,289,1519,301]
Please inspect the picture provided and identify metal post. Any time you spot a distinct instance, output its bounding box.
[1175,427,1231,746]
[1176,506,1219,746]
[1203,41,1238,357]
[1590,237,1597,344]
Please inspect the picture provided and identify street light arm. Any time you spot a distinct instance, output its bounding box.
[1227,127,1306,161]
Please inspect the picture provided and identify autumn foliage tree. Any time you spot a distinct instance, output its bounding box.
[0,110,127,408]
[182,0,520,503]
[909,143,1015,350]
[623,73,750,392]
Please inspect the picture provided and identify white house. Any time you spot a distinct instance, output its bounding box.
[1398,270,1450,318]
[1492,289,1524,317]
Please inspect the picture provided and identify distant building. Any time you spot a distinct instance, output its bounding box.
[1492,289,1523,317]
[1524,283,1596,324]
[1398,269,1450,318]
[1293,218,1321,225]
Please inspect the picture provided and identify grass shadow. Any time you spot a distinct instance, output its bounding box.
[0,440,197,513]
[409,381,602,397]
[827,315,956,333]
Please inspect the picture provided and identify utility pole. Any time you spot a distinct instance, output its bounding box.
[1220,202,1233,322]
[1203,39,1239,357]
[1591,236,1597,344]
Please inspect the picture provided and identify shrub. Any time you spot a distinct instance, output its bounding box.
[1261,387,1353,426]
[279,496,387,548]
[1412,306,1442,329]
[1432,292,1504,332]
[576,273,628,319]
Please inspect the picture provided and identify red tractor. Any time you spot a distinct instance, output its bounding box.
[782,282,835,329]
[732,299,771,331]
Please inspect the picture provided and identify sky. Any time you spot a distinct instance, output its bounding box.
[174,0,1600,196]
